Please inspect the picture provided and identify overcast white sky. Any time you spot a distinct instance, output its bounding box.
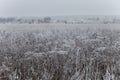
[0,0,120,17]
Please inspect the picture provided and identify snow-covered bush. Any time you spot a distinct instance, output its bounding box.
[0,27,119,80]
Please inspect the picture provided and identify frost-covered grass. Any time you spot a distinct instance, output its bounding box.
[0,24,120,80]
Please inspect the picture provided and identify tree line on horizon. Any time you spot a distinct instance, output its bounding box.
[0,16,120,24]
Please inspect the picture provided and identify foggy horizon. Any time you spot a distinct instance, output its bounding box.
[0,0,120,17]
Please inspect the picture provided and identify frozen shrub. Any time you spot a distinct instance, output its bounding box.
[0,28,120,80]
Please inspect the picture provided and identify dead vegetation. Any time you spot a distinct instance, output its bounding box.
[0,27,120,80]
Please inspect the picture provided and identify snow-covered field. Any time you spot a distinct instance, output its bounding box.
[0,24,120,80]
[1,24,120,31]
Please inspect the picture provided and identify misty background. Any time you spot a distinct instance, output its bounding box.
[0,0,120,17]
